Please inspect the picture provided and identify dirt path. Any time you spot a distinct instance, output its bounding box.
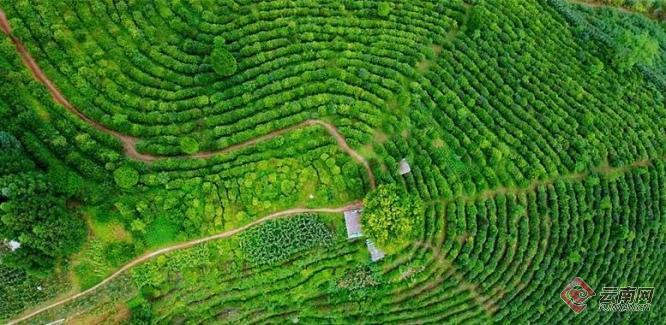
[192,119,376,189]
[0,9,376,188]
[8,201,363,325]
[0,9,377,323]
[426,156,659,210]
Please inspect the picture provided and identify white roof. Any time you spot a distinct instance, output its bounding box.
[344,209,363,239]
[366,240,385,262]
[399,158,411,175]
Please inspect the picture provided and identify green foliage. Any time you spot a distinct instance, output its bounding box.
[103,242,134,267]
[210,37,237,76]
[144,215,180,247]
[335,264,380,299]
[579,0,666,19]
[0,131,34,175]
[0,132,86,273]
[0,0,665,322]
[377,2,391,17]
[179,137,200,155]
[361,184,423,249]
[613,31,659,71]
[113,166,140,189]
[0,266,66,320]
[238,214,334,265]
[467,5,487,32]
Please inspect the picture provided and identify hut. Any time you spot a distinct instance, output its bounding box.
[344,209,363,239]
[398,158,411,175]
[366,240,385,262]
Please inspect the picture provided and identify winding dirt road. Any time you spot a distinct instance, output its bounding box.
[0,8,376,190]
[8,201,363,325]
[1,8,378,323]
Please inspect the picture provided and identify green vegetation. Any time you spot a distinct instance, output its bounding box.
[377,2,392,17]
[179,136,200,155]
[113,166,139,189]
[211,37,238,77]
[613,31,659,71]
[0,0,664,323]
[0,132,85,273]
[574,0,666,19]
[239,214,334,265]
[362,184,423,251]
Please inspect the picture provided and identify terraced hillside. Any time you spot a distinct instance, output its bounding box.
[0,0,664,324]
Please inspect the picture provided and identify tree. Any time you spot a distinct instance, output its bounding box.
[211,37,237,76]
[361,184,423,252]
[613,31,659,72]
[114,166,140,189]
[377,2,391,17]
[179,136,200,154]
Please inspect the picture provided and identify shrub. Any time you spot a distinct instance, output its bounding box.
[179,137,200,155]
[211,37,237,76]
[377,2,391,17]
[113,166,140,189]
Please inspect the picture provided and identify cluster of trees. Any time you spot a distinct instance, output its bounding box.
[612,31,659,71]
[0,132,86,273]
[361,184,424,252]
[548,0,666,90]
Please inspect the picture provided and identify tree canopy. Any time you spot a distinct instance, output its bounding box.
[0,132,85,273]
[179,137,200,155]
[113,166,140,189]
[377,2,392,17]
[211,37,238,76]
[613,31,659,71]
[361,184,423,251]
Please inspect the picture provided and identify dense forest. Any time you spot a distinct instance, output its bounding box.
[0,0,664,323]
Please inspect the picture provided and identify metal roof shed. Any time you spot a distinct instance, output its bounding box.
[366,239,385,262]
[344,209,363,239]
[399,158,411,175]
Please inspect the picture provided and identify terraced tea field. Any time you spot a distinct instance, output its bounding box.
[0,0,664,324]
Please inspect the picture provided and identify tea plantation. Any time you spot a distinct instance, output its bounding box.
[0,0,664,323]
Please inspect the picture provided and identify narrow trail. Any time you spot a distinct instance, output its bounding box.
[0,8,376,190]
[1,8,377,324]
[191,119,376,189]
[8,201,363,325]
[427,157,656,207]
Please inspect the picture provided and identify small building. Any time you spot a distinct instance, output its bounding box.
[344,209,363,239]
[398,158,411,175]
[366,240,385,262]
